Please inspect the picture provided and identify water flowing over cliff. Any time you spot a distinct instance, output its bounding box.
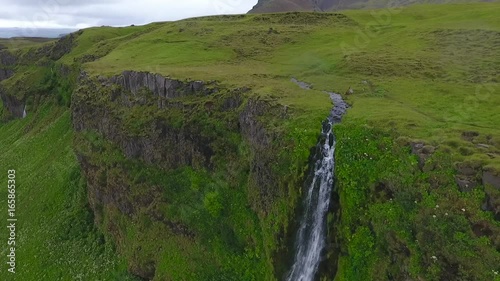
[287,93,347,281]
[1,7,499,280]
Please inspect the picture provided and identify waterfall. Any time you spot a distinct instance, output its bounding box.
[286,92,347,281]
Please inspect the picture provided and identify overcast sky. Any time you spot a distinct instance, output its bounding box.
[0,0,258,29]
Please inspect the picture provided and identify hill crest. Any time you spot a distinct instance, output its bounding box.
[248,0,493,13]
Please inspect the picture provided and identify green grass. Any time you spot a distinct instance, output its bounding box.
[0,103,137,281]
[334,123,500,280]
[73,3,500,173]
[0,2,499,280]
[58,25,156,64]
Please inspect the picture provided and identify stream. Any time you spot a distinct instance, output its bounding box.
[287,79,348,281]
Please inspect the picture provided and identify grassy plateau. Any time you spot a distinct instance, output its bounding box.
[0,2,499,281]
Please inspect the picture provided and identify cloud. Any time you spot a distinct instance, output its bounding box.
[0,0,257,28]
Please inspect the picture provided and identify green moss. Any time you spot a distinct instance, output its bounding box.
[333,122,500,281]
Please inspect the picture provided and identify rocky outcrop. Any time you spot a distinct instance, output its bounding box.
[0,87,24,118]
[0,50,16,65]
[410,141,435,171]
[0,69,14,81]
[13,31,78,66]
[239,98,281,213]
[483,171,500,190]
[482,171,500,220]
[0,50,16,82]
[1,51,23,119]
[73,72,216,170]
[49,32,77,61]
[453,163,481,192]
[482,186,500,221]
[108,70,218,98]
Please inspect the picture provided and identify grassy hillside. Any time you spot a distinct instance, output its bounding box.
[0,102,138,280]
[0,2,499,280]
[80,3,500,173]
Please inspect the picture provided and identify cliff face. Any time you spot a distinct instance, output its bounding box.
[0,50,15,81]
[72,71,302,280]
[0,88,24,118]
[73,71,219,172]
[0,33,77,119]
[0,50,22,118]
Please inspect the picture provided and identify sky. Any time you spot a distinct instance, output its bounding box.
[0,0,258,29]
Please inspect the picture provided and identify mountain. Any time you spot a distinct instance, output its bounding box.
[248,0,493,13]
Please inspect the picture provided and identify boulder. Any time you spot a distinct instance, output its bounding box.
[410,142,435,170]
[483,171,500,190]
[455,175,478,192]
[482,188,500,221]
[0,89,25,118]
[453,162,481,192]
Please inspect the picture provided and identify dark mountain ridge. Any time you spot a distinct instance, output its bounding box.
[248,0,493,13]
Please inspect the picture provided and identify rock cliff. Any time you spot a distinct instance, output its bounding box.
[72,70,301,279]
[0,50,15,81]
[0,88,24,118]
[0,50,21,118]
[0,33,77,119]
